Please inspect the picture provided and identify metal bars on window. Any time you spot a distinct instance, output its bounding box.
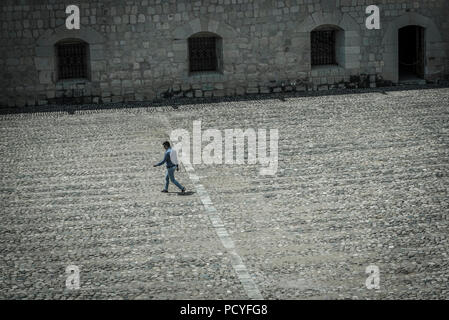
[188,37,218,72]
[57,41,88,80]
[311,30,336,66]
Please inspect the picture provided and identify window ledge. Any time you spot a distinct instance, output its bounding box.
[188,71,223,78]
[55,78,91,90]
[56,78,90,85]
[311,64,342,70]
[311,64,345,76]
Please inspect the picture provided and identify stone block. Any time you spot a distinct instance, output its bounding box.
[236,87,246,95]
[90,49,104,61]
[38,71,52,84]
[213,89,225,97]
[214,83,224,90]
[345,46,361,55]
[46,90,55,99]
[16,98,26,107]
[246,87,259,94]
[35,46,52,57]
[111,95,123,103]
[122,80,132,87]
[34,57,51,70]
[260,86,270,94]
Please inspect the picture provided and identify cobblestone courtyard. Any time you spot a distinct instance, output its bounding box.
[1,87,448,299]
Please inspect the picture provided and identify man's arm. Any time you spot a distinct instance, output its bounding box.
[153,152,169,167]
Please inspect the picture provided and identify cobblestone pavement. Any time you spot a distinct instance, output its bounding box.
[1,88,448,299]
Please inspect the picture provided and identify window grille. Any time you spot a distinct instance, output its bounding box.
[311,30,337,66]
[188,37,218,72]
[57,41,88,80]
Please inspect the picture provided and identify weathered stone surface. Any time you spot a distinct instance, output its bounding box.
[0,0,448,108]
[0,87,448,299]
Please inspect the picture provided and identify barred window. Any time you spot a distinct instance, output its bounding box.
[56,40,89,80]
[188,34,221,73]
[311,30,337,66]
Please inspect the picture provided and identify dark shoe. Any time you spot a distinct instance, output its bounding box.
[161,189,168,193]
[181,188,186,194]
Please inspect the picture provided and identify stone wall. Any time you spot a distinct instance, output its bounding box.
[1,0,448,107]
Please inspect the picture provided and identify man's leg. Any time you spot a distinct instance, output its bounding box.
[168,167,184,191]
[164,169,170,191]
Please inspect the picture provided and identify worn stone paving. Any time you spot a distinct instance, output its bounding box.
[1,87,448,299]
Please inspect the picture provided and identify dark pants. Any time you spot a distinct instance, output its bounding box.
[165,166,184,191]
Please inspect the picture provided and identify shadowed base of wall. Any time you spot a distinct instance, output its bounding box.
[2,83,449,115]
[1,74,447,109]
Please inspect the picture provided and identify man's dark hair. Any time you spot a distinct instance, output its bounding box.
[162,141,170,148]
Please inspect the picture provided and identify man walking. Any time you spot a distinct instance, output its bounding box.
[153,141,186,193]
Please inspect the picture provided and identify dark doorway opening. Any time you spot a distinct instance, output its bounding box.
[398,25,425,81]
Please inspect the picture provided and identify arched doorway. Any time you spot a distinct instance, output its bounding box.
[398,25,425,81]
[382,12,445,84]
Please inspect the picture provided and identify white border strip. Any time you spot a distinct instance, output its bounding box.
[160,115,263,300]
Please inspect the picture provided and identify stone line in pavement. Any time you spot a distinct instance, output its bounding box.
[160,114,263,300]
